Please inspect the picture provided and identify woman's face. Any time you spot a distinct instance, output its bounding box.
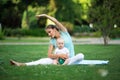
[45,28,56,38]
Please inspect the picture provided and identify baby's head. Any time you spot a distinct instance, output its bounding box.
[57,38,64,49]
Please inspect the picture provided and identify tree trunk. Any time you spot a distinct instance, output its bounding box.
[103,35,109,45]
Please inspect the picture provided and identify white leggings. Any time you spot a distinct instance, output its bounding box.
[25,53,84,66]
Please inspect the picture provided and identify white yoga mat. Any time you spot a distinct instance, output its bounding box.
[71,60,109,65]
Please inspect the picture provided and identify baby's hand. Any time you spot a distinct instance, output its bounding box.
[59,54,68,59]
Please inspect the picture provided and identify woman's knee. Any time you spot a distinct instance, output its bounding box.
[77,53,84,60]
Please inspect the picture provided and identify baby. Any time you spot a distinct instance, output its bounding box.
[53,38,69,65]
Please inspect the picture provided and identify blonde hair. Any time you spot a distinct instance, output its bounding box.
[57,38,64,43]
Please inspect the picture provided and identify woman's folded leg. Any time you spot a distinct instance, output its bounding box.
[68,53,84,65]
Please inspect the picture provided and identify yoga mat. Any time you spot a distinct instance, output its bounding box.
[71,60,109,65]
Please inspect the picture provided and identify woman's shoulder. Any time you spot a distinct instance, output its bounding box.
[60,31,69,34]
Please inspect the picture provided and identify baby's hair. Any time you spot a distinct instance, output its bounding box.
[45,24,59,31]
[57,38,64,43]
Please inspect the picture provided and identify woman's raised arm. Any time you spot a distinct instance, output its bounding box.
[36,14,67,32]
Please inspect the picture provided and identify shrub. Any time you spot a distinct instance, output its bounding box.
[74,25,95,33]
[109,27,120,39]
[61,22,73,35]
[0,26,5,40]
[4,28,47,37]
[4,28,22,37]
[0,31,5,40]
[73,25,99,37]
[22,29,47,37]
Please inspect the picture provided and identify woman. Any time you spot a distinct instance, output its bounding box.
[10,14,84,66]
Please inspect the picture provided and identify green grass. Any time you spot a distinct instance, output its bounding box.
[0,44,120,80]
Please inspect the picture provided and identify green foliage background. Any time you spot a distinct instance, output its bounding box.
[0,0,120,39]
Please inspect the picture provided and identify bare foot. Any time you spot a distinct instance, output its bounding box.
[10,60,21,66]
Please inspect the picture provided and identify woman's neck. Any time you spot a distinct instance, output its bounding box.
[55,31,60,39]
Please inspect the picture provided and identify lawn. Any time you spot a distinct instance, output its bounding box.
[0,44,120,80]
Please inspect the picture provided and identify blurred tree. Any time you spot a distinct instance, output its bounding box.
[0,0,22,28]
[55,0,75,22]
[20,0,49,29]
[73,0,91,26]
[48,0,84,33]
[48,0,75,23]
[88,0,120,45]
[0,0,49,29]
